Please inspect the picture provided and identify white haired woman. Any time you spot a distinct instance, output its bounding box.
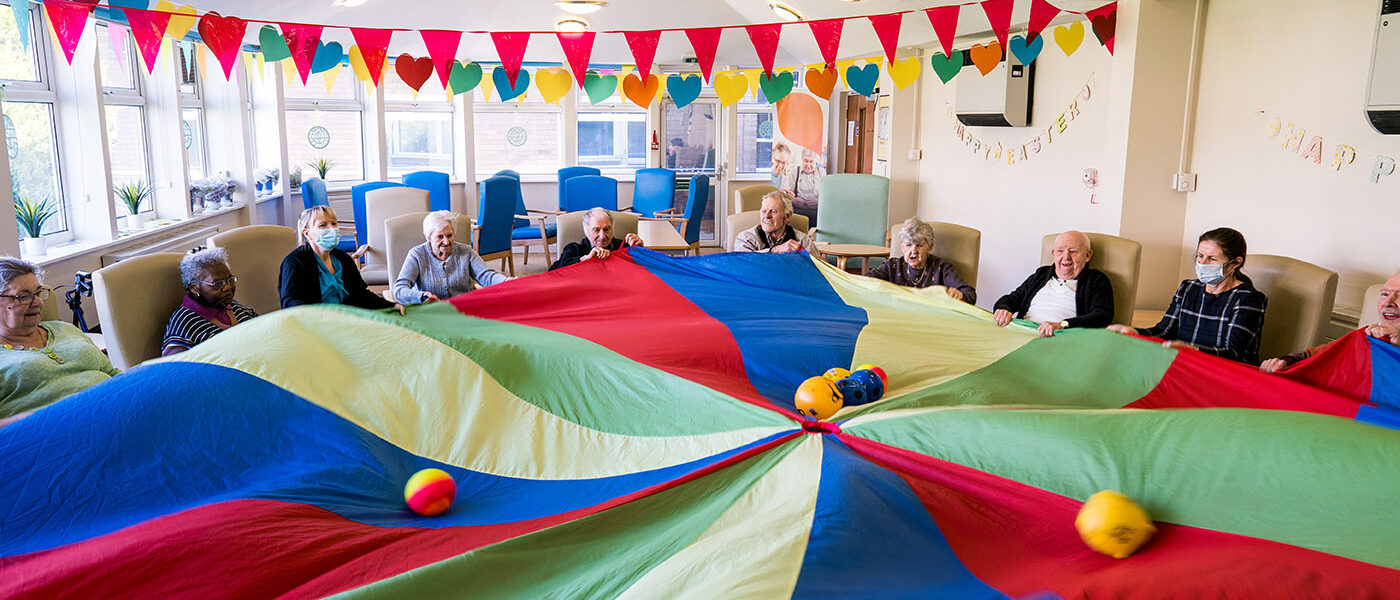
[161,247,257,356]
[0,257,119,422]
[865,217,977,304]
[392,210,513,304]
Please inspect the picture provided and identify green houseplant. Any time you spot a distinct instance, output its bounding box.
[306,157,335,180]
[113,180,153,230]
[14,195,57,256]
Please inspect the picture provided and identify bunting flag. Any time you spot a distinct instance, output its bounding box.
[1086,1,1118,55]
[490,31,530,87]
[924,5,960,60]
[745,23,782,76]
[683,27,722,83]
[1027,0,1062,43]
[980,0,1014,51]
[556,31,596,90]
[44,0,99,65]
[806,19,842,69]
[867,13,902,67]
[197,12,247,80]
[349,28,393,87]
[9,0,30,54]
[280,23,323,85]
[622,30,660,81]
[123,7,169,74]
[394,53,433,93]
[106,22,128,71]
[420,30,462,89]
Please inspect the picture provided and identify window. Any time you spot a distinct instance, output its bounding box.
[472,107,561,176]
[96,23,136,91]
[283,60,366,183]
[284,68,360,102]
[385,111,455,178]
[105,105,151,213]
[736,101,774,175]
[1,1,64,237]
[182,108,206,179]
[576,111,646,170]
[0,1,39,83]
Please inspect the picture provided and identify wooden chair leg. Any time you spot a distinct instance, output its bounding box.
[522,243,530,264]
[505,255,515,276]
[542,239,553,265]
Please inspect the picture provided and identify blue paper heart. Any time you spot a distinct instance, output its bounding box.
[310,41,344,74]
[845,63,879,97]
[96,0,149,25]
[492,67,530,102]
[666,74,701,109]
[1009,34,1043,65]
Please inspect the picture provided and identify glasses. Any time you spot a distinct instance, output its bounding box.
[197,276,237,289]
[0,287,51,306]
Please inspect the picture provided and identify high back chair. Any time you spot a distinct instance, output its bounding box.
[92,253,186,370]
[556,210,640,249]
[677,174,710,250]
[490,170,557,266]
[890,221,981,289]
[1039,232,1142,327]
[1361,282,1386,327]
[557,166,601,211]
[726,210,809,250]
[351,181,403,250]
[362,187,430,286]
[814,174,889,246]
[384,212,484,282]
[562,175,619,213]
[300,178,328,209]
[631,168,676,217]
[207,225,299,316]
[402,170,451,212]
[734,184,777,213]
[476,176,520,273]
[1247,254,1338,360]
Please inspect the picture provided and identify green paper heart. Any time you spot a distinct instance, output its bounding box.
[449,61,482,96]
[258,25,290,62]
[758,71,793,104]
[583,71,618,104]
[929,50,963,84]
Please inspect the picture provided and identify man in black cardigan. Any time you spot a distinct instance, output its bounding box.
[993,230,1114,337]
[549,208,645,271]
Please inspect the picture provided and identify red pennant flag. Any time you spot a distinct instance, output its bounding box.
[197,12,247,80]
[806,19,842,68]
[980,0,1014,50]
[1027,0,1062,43]
[44,0,99,64]
[420,30,462,89]
[280,23,323,84]
[745,23,782,76]
[1086,2,1118,55]
[924,6,960,59]
[867,13,902,66]
[350,28,393,87]
[683,28,722,83]
[623,30,660,81]
[556,32,596,90]
[123,8,170,74]
[490,32,530,87]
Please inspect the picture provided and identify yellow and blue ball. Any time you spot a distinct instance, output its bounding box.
[794,376,844,420]
[854,364,888,388]
[404,468,457,516]
[823,367,852,382]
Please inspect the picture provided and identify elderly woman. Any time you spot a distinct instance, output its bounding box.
[392,211,513,304]
[865,217,976,304]
[161,248,257,356]
[734,191,811,254]
[1108,227,1268,364]
[279,206,401,312]
[0,257,119,420]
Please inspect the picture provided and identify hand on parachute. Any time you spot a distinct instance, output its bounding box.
[994,309,1014,327]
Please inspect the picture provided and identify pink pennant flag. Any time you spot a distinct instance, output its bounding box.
[280,23,323,84]
[1086,2,1118,55]
[44,0,99,64]
[491,32,531,87]
[123,7,171,74]
[924,5,960,59]
[980,0,1014,50]
[556,31,596,89]
[623,30,660,81]
[197,12,248,80]
[420,30,462,89]
[806,19,842,68]
[683,28,722,83]
[745,23,781,76]
[107,22,128,71]
[867,13,902,66]
[350,28,393,87]
[1027,0,1061,43]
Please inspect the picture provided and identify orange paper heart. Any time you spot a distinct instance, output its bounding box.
[622,73,660,109]
[804,67,837,99]
[970,42,1003,76]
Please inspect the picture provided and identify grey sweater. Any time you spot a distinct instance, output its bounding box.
[392,242,510,304]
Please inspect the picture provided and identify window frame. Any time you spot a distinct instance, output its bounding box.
[574,99,648,173]
[734,99,775,177]
[283,73,368,185]
[2,0,70,241]
[471,102,565,179]
[384,92,459,180]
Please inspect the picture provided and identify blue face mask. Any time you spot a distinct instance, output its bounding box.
[1196,262,1226,285]
[313,227,341,251]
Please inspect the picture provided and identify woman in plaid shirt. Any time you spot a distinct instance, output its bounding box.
[1109,228,1268,365]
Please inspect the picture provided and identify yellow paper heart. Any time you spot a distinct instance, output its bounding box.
[713,73,749,107]
[1055,22,1086,56]
[535,67,572,104]
[156,1,198,41]
[888,56,921,90]
[348,46,372,83]
[322,63,342,94]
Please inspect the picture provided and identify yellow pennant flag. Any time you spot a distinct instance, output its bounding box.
[254,52,265,80]
[744,69,761,99]
[618,65,633,79]
[836,59,858,89]
[242,52,259,81]
[283,58,298,86]
[322,63,343,94]
[348,45,372,83]
[480,73,494,103]
[193,43,207,81]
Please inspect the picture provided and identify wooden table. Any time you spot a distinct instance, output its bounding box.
[816,243,890,274]
[637,220,692,255]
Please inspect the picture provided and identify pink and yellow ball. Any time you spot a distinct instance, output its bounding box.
[404,468,457,516]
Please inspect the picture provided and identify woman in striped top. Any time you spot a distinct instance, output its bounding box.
[162,248,257,356]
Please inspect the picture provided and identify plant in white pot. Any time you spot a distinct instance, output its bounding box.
[306,157,335,180]
[14,194,57,256]
[114,181,153,230]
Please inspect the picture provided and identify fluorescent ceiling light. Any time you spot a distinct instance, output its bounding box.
[333,0,369,7]
[556,17,590,33]
[555,0,608,15]
[769,2,804,22]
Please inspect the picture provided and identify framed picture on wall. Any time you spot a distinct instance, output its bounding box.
[875,95,892,163]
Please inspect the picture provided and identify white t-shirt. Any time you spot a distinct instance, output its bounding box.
[1025,277,1078,323]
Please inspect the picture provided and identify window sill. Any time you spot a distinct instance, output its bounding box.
[255,193,284,205]
[31,202,246,267]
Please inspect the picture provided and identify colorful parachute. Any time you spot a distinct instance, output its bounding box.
[2,249,1399,598]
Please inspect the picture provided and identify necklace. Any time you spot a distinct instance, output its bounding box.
[1,329,64,364]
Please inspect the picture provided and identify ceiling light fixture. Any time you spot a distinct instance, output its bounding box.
[555,17,591,33]
[769,2,804,23]
[555,0,608,15]
[332,0,368,7]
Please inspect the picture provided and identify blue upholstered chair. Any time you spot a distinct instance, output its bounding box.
[476,176,518,274]
[556,166,600,211]
[351,181,403,253]
[813,174,890,247]
[403,170,451,212]
[300,178,357,253]
[486,170,558,266]
[630,168,676,217]
[649,174,709,253]
[561,175,618,213]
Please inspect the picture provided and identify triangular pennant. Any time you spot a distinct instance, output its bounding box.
[622,30,660,81]
[282,57,297,85]
[980,0,1014,50]
[1027,0,1062,43]
[349,28,392,87]
[806,19,842,68]
[197,12,247,80]
[10,0,30,55]
[744,69,761,99]
[107,22,128,71]
[556,31,596,90]
[194,42,207,80]
[480,71,494,103]
[44,0,99,64]
[1086,2,1118,55]
[867,13,902,67]
[420,30,461,89]
[490,31,530,86]
[124,8,170,74]
[683,28,722,83]
[924,5,960,59]
[280,23,323,85]
[322,62,342,94]
[835,58,858,89]
[745,23,781,76]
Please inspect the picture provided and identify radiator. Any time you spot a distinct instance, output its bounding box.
[99,224,223,267]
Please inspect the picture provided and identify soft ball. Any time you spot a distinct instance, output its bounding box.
[823,367,852,382]
[1075,490,1156,559]
[849,369,885,403]
[794,376,844,420]
[404,468,457,516]
[854,364,888,388]
[835,377,868,405]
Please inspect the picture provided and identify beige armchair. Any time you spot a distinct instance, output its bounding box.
[734,184,778,213]
[1361,282,1385,327]
[384,212,496,282]
[1247,254,1338,360]
[362,187,430,286]
[556,210,639,250]
[92,253,186,370]
[889,221,981,289]
[725,211,809,251]
[1039,232,1142,326]
[207,225,298,316]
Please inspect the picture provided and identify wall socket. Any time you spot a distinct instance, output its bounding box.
[1172,173,1198,192]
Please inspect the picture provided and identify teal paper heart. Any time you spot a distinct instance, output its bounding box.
[666,74,701,108]
[258,25,291,62]
[845,63,879,97]
[1009,34,1043,65]
[493,67,530,102]
[758,71,793,103]
[449,61,482,95]
[310,41,343,74]
[929,50,963,84]
[582,71,618,104]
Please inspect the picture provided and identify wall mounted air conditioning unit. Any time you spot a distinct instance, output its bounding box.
[956,49,1035,127]
[1366,0,1400,133]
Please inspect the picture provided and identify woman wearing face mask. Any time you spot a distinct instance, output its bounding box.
[1107,227,1268,364]
[278,206,400,312]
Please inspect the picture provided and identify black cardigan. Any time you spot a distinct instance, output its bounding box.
[278,245,394,310]
[549,237,625,271]
[993,265,1114,328]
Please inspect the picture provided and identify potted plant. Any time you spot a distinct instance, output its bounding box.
[288,166,303,189]
[14,195,57,256]
[113,181,153,230]
[306,157,335,180]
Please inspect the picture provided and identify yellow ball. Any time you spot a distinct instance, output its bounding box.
[1075,490,1156,559]
[823,367,852,382]
[404,468,457,516]
[794,376,844,420]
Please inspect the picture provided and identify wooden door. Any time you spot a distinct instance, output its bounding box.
[843,95,875,174]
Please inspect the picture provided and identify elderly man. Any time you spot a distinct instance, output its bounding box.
[549,208,644,271]
[1262,270,1400,373]
[734,191,812,254]
[993,230,1114,337]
